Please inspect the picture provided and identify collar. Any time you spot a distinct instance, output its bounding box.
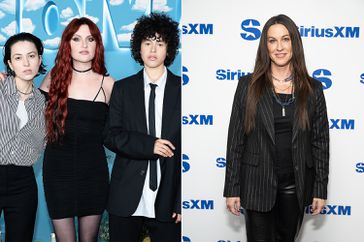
[143,67,167,89]
[5,75,36,99]
[5,75,18,96]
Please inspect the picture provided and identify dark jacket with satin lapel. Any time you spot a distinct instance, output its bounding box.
[104,69,181,222]
[224,74,329,212]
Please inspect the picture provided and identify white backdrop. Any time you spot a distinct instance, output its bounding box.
[181,0,364,241]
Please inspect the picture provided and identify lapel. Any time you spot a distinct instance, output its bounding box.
[161,70,179,167]
[132,70,148,134]
[292,91,306,143]
[24,91,44,125]
[161,70,179,139]
[259,87,275,144]
[292,104,299,143]
[25,94,37,123]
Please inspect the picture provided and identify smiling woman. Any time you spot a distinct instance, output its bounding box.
[224,14,329,241]
[0,32,46,242]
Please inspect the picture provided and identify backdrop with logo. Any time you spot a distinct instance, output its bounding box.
[0,0,180,241]
[182,0,364,241]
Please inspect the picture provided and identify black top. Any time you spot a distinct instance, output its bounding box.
[273,93,295,175]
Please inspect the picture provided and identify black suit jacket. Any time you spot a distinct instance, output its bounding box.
[224,74,329,212]
[104,69,181,222]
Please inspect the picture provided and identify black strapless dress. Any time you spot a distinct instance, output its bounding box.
[43,98,109,219]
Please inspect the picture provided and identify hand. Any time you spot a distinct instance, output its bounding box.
[311,198,326,215]
[172,213,181,223]
[0,72,7,81]
[226,197,241,216]
[153,139,175,157]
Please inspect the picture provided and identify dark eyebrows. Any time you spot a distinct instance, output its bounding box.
[72,34,93,38]
[12,51,37,57]
[267,34,290,39]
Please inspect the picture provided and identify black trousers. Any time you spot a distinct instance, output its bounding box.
[244,172,304,242]
[0,165,38,242]
[109,214,181,242]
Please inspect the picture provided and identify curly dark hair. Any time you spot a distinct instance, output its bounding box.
[3,32,46,76]
[131,12,180,67]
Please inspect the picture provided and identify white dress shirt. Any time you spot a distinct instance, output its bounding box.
[132,67,167,218]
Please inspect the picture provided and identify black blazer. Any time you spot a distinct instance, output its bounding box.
[224,74,329,212]
[104,69,181,222]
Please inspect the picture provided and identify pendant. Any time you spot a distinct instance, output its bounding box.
[282,106,286,117]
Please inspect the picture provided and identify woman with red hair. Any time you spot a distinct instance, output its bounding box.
[40,17,114,242]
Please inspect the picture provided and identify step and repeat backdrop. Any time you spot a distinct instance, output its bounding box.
[0,0,180,241]
[182,0,363,241]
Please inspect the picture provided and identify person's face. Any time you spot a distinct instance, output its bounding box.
[7,40,41,82]
[267,24,292,68]
[140,34,167,70]
[70,24,96,63]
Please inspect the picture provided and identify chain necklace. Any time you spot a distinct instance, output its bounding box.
[273,82,292,92]
[271,85,295,117]
[16,84,33,95]
[272,73,293,83]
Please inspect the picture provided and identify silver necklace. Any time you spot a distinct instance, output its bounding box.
[17,85,33,95]
[271,85,295,117]
[272,74,293,83]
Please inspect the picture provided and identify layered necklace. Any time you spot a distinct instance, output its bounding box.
[271,74,295,117]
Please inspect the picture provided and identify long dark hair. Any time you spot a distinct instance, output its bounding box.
[245,14,313,133]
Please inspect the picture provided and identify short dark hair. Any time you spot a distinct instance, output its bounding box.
[3,32,46,76]
[131,13,180,67]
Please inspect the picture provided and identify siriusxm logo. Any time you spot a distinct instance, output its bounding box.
[182,236,191,242]
[312,69,332,89]
[182,115,213,125]
[355,162,364,173]
[299,26,360,38]
[240,19,261,40]
[182,23,213,35]
[239,19,359,41]
[182,154,190,173]
[216,157,226,168]
[182,66,189,85]
[182,199,214,210]
[216,69,250,81]
[330,119,355,130]
[360,73,364,84]
[305,205,351,216]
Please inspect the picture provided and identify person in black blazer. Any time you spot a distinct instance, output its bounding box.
[224,14,329,242]
[104,13,181,242]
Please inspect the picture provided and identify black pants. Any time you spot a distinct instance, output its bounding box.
[109,214,181,242]
[244,173,304,242]
[0,165,38,242]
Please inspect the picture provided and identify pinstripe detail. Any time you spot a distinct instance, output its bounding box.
[0,76,46,166]
[224,75,329,212]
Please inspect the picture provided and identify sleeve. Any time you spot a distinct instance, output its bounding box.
[223,76,248,197]
[103,82,158,160]
[174,149,182,214]
[38,88,49,101]
[174,168,181,214]
[311,82,330,199]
